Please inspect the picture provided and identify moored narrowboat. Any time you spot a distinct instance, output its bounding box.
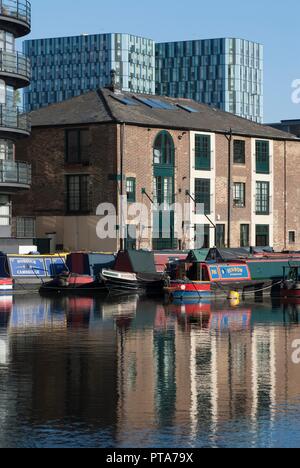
[165,261,263,301]
[101,269,167,295]
[165,248,300,302]
[39,272,107,296]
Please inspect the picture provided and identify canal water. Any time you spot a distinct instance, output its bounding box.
[0,294,300,448]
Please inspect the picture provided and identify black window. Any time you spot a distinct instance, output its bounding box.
[256,182,270,215]
[66,175,90,213]
[66,129,89,164]
[234,140,246,164]
[195,179,211,215]
[233,183,246,208]
[126,178,136,203]
[216,224,226,248]
[289,231,296,244]
[256,140,270,174]
[125,225,137,251]
[256,225,270,247]
[240,224,250,248]
[195,224,210,249]
[16,217,36,238]
[195,134,211,170]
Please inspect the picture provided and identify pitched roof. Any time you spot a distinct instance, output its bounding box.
[29,88,298,141]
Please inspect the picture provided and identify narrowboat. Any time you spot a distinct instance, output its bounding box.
[0,252,115,294]
[101,269,167,295]
[165,261,266,301]
[102,250,169,295]
[166,248,300,302]
[39,272,107,296]
[0,253,67,293]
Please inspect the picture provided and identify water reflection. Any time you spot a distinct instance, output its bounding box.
[0,295,300,447]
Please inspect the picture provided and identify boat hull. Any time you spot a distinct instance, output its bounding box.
[39,275,107,296]
[167,279,278,302]
[280,282,300,298]
[101,270,166,295]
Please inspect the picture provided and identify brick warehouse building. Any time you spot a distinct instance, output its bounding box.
[12,87,300,252]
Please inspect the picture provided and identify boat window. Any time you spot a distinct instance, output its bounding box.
[202,265,210,282]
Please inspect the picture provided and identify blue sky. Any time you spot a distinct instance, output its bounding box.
[26,0,300,122]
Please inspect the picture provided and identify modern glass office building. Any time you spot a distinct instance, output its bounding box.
[23,33,155,111]
[155,38,264,122]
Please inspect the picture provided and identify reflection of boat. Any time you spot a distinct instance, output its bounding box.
[66,297,93,328]
[39,273,107,296]
[101,270,166,295]
[0,296,13,328]
[166,302,252,332]
[100,296,138,327]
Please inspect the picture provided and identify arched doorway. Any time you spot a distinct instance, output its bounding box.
[152,131,176,250]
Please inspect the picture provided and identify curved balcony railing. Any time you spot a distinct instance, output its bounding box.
[0,0,31,27]
[0,105,30,133]
[0,160,31,186]
[0,50,31,80]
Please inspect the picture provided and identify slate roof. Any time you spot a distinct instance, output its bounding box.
[29,87,298,141]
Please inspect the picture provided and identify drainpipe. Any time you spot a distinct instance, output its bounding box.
[284,140,287,250]
[119,122,126,251]
[225,129,233,248]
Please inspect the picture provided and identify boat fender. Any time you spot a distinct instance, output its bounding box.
[228,291,240,301]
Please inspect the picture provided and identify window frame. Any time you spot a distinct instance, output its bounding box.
[233,182,246,208]
[240,224,250,248]
[289,231,296,244]
[66,174,90,214]
[195,224,210,249]
[16,217,36,238]
[65,128,90,164]
[256,140,270,174]
[195,178,211,215]
[256,181,270,215]
[126,177,136,203]
[233,140,246,165]
[256,224,270,247]
[195,134,211,171]
[216,224,226,248]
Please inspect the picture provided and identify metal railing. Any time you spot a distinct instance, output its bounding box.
[0,0,31,25]
[0,104,30,132]
[0,160,31,185]
[0,50,31,79]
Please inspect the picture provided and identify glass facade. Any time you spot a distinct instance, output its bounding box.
[156,38,264,123]
[24,33,156,111]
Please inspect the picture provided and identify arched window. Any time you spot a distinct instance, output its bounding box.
[153,131,174,166]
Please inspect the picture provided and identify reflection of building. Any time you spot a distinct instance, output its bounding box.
[115,302,300,446]
[0,295,12,365]
[1,296,119,446]
[14,87,300,251]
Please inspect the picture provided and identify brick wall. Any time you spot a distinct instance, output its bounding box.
[12,120,300,252]
[122,125,190,249]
